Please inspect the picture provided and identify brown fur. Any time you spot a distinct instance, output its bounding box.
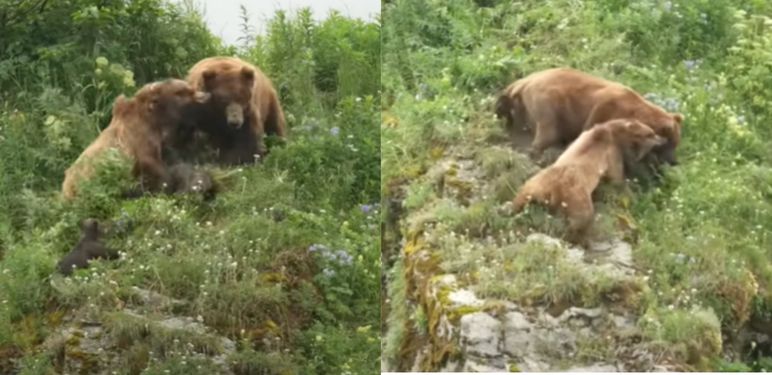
[512,119,666,245]
[61,79,209,199]
[496,68,684,164]
[184,56,286,165]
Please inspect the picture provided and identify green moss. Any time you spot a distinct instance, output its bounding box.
[404,181,436,211]
[384,258,409,369]
[104,312,224,358]
[640,307,723,369]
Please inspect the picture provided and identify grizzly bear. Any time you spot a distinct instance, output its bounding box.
[496,68,684,165]
[180,56,287,165]
[61,79,209,200]
[57,219,118,276]
[512,119,666,245]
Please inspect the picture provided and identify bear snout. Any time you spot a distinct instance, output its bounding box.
[655,144,678,165]
[194,91,211,103]
[225,103,245,128]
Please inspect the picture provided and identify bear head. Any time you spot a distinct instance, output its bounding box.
[119,79,211,141]
[201,66,255,129]
[80,218,101,240]
[607,119,668,161]
[650,112,683,166]
[495,93,513,121]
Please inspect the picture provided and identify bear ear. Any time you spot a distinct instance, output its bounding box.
[80,219,99,238]
[147,95,159,112]
[672,113,684,124]
[202,70,217,89]
[202,70,216,81]
[112,95,130,117]
[241,67,255,82]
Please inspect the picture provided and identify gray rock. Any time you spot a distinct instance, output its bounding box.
[566,363,619,372]
[537,327,577,359]
[559,307,603,322]
[502,311,533,359]
[462,359,508,372]
[460,312,502,357]
[448,289,483,308]
[130,286,184,310]
[527,233,563,249]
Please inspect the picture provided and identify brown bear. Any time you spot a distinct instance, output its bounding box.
[57,219,118,276]
[61,79,209,200]
[496,68,684,165]
[180,56,287,165]
[512,119,666,245]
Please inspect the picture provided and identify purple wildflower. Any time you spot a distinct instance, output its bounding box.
[663,97,680,111]
[360,204,372,214]
[335,250,353,265]
[309,244,327,253]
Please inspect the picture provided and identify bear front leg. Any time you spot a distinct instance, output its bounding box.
[607,159,626,186]
[564,195,594,248]
[529,121,559,161]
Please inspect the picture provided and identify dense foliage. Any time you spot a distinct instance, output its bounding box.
[383,0,772,370]
[0,1,379,373]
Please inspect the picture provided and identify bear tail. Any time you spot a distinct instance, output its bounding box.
[264,92,286,138]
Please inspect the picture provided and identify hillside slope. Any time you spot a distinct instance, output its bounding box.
[382,0,772,371]
[0,4,380,374]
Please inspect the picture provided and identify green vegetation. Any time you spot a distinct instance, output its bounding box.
[0,1,379,373]
[383,0,772,370]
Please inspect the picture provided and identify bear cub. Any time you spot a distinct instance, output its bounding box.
[57,219,118,276]
[167,163,216,200]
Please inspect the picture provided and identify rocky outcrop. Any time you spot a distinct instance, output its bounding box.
[384,139,697,372]
[37,287,236,374]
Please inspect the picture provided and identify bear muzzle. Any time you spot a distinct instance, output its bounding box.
[225,103,245,128]
[654,141,678,166]
[194,91,211,103]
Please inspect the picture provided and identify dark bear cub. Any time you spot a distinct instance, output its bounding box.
[167,163,216,200]
[57,219,118,276]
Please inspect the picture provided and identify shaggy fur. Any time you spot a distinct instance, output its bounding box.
[513,119,666,245]
[62,79,209,199]
[496,67,683,165]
